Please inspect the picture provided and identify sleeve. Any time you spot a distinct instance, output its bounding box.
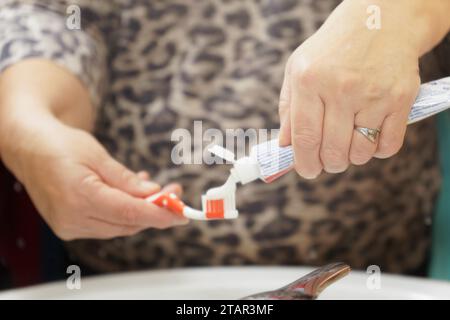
[0,0,116,109]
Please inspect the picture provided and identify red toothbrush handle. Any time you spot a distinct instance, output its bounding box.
[147,192,185,216]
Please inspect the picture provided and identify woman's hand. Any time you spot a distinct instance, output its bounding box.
[12,123,188,240]
[279,0,450,179]
[0,60,188,240]
[21,124,188,240]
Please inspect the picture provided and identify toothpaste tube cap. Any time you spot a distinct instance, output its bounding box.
[230,156,261,185]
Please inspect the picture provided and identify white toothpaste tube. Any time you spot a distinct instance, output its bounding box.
[151,76,450,220]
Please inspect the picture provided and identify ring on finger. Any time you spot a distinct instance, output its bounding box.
[354,126,381,144]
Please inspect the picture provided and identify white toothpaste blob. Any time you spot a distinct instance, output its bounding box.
[184,173,239,220]
[201,174,238,219]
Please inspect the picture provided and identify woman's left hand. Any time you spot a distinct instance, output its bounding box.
[278,0,447,179]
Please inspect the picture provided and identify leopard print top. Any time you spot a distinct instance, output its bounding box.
[1,0,449,275]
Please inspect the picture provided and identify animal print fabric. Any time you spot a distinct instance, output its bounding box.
[1,0,449,275]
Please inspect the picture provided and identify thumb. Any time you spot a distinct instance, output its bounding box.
[278,70,292,146]
[96,156,160,197]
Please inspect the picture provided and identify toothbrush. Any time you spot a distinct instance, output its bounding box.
[146,192,205,220]
[148,77,450,221]
[146,175,238,220]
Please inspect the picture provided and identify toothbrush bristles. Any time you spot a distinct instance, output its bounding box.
[206,199,225,219]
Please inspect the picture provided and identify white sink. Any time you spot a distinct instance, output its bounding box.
[0,266,449,300]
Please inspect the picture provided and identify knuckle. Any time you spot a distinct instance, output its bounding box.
[295,68,316,87]
[293,127,321,150]
[337,73,360,95]
[390,87,414,106]
[364,83,388,101]
[321,146,347,166]
[290,61,316,87]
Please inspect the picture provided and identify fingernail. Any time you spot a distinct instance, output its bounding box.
[140,180,160,191]
[174,219,189,226]
[304,172,321,180]
[137,171,149,180]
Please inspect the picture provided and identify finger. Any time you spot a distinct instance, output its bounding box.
[320,104,354,173]
[137,171,150,181]
[86,179,188,229]
[50,216,142,241]
[279,70,291,146]
[84,217,143,239]
[349,109,385,165]
[97,156,160,197]
[374,111,409,159]
[291,82,324,179]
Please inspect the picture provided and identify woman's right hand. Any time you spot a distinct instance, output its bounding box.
[9,123,188,240]
[0,60,188,240]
